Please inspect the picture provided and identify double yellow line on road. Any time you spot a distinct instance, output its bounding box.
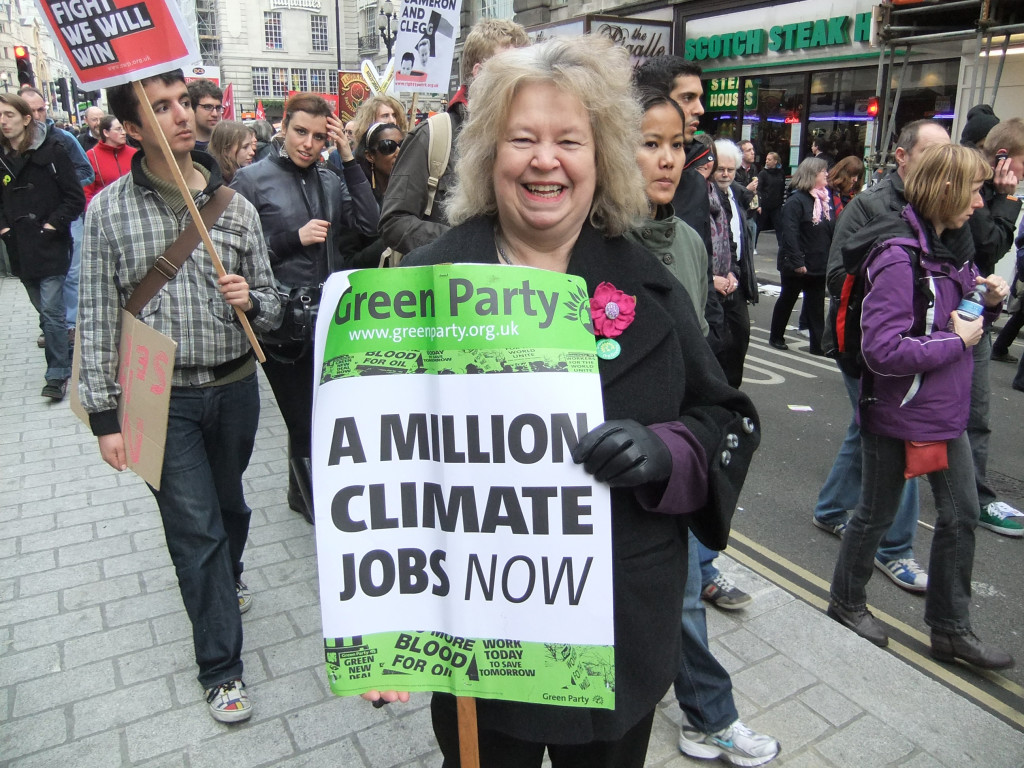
[728,530,1024,728]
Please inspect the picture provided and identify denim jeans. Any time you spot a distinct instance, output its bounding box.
[23,275,70,381]
[64,215,84,329]
[814,372,920,561]
[968,331,996,509]
[695,539,719,588]
[831,430,978,635]
[674,532,738,734]
[149,373,259,688]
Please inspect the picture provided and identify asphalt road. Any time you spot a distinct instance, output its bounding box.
[728,281,1024,716]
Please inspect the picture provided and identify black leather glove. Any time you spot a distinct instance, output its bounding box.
[571,419,672,488]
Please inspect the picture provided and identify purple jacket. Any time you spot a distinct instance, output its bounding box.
[859,205,998,441]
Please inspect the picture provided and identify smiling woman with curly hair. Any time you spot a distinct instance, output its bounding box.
[363,36,762,767]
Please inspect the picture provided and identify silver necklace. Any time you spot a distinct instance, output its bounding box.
[494,225,516,265]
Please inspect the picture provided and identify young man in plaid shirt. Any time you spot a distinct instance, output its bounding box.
[77,71,282,723]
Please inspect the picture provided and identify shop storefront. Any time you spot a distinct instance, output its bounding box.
[681,0,960,171]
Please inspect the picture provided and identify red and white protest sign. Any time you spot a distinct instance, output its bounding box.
[34,0,200,89]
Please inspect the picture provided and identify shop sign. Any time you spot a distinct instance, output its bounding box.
[271,0,322,10]
[704,77,757,112]
[528,15,672,66]
[686,12,872,62]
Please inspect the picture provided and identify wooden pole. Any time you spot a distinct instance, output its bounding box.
[456,696,481,768]
[132,80,266,363]
[409,92,419,124]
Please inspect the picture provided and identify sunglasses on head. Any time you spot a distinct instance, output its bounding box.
[372,139,400,156]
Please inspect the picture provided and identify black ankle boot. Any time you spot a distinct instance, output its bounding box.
[930,630,1014,670]
[287,457,314,525]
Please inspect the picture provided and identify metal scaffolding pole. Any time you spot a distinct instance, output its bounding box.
[989,33,1011,103]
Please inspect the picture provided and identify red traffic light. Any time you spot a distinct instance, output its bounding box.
[14,45,27,59]
[867,97,879,118]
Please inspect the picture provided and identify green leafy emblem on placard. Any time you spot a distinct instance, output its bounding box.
[562,284,594,335]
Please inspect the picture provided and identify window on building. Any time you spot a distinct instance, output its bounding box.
[311,14,329,52]
[264,11,283,50]
[361,7,376,37]
[251,66,270,98]
[272,67,288,97]
[478,0,512,19]
[310,68,328,93]
[291,68,308,92]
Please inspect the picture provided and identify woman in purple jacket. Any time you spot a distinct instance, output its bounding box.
[828,144,1014,669]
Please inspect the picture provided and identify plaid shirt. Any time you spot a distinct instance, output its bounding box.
[78,151,282,423]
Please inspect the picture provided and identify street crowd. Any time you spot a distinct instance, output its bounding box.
[4,16,1024,768]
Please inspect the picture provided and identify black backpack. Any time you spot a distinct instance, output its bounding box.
[830,236,929,379]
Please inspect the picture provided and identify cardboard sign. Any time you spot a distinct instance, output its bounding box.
[34,0,200,89]
[70,311,176,489]
[393,0,461,93]
[310,265,615,708]
[360,58,396,97]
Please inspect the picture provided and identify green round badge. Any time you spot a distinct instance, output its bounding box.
[596,338,621,360]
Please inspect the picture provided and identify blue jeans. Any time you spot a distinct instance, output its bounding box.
[674,532,738,734]
[150,373,259,688]
[64,214,84,329]
[814,372,920,561]
[968,331,996,509]
[23,275,70,381]
[832,431,978,634]
[696,539,719,588]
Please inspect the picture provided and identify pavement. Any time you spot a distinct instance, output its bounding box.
[2,272,1023,768]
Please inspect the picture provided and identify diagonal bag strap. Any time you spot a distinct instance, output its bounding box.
[422,111,452,218]
[124,186,235,316]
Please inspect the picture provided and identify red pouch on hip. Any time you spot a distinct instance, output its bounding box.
[904,440,948,479]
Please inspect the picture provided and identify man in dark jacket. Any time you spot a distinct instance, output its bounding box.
[815,119,952,593]
[712,138,757,388]
[962,118,1024,535]
[379,19,528,255]
[19,87,93,344]
[0,94,85,399]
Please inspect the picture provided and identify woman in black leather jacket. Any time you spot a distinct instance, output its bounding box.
[231,92,378,522]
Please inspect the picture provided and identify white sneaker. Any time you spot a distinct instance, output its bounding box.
[873,556,928,593]
[679,718,780,766]
[205,679,252,723]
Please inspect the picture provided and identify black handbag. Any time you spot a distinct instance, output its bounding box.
[259,283,320,347]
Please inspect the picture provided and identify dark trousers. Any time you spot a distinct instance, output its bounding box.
[431,694,656,768]
[150,374,258,687]
[831,431,978,634]
[756,206,781,244]
[770,271,825,352]
[261,345,314,458]
[714,292,750,388]
[992,305,1024,355]
[967,332,996,509]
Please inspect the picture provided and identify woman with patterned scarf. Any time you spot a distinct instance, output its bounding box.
[769,156,835,354]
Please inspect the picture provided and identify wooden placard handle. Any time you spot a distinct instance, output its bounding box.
[132,80,266,363]
[456,696,480,768]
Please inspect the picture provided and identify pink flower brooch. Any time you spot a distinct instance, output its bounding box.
[589,282,636,360]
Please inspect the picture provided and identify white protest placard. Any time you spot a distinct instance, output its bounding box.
[393,0,461,93]
[311,265,616,708]
[34,0,200,89]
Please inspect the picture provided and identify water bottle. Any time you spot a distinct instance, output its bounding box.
[955,284,988,321]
